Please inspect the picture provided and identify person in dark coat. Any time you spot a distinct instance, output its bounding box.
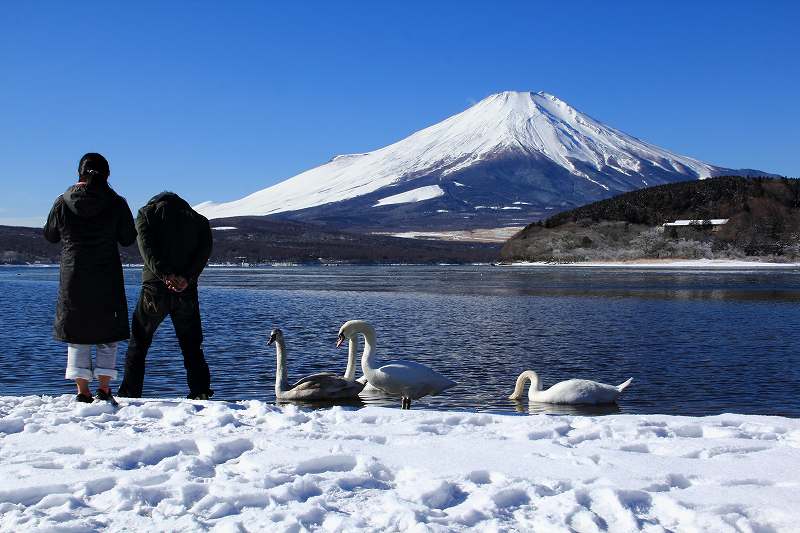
[117,192,214,400]
[44,153,137,404]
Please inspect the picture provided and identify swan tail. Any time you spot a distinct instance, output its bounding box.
[616,377,633,393]
[429,376,456,396]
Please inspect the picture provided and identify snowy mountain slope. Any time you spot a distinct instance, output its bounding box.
[373,185,445,207]
[195,91,771,231]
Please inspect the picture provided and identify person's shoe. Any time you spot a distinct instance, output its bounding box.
[95,389,119,406]
[75,393,94,403]
[187,391,211,400]
[116,386,140,399]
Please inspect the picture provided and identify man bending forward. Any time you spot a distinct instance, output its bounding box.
[118,192,214,399]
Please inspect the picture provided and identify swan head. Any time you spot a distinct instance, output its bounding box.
[267,328,283,346]
[337,320,373,347]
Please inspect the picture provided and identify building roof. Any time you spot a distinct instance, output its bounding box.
[663,219,729,227]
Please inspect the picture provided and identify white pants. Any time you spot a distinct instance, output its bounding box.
[65,343,118,381]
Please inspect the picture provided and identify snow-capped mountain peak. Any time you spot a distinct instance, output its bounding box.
[195,91,759,227]
[450,90,714,183]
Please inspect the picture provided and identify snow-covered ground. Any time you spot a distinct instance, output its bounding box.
[2,396,799,532]
[376,226,524,243]
[509,259,800,269]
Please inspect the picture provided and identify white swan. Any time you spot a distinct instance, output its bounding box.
[355,375,381,392]
[340,335,384,392]
[337,320,455,409]
[269,328,365,401]
[509,370,632,404]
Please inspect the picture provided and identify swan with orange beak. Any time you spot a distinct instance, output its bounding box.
[337,320,455,409]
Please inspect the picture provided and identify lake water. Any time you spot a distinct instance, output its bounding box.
[1,265,799,417]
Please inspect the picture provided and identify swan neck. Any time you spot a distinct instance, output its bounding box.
[360,325,378,375]
[510,371,540,400]
[343,337,358,381]
[274,338,289,392]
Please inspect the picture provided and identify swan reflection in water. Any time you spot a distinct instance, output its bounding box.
[512,400,621,416]
[276,397,367,409]
[274,394,623,416]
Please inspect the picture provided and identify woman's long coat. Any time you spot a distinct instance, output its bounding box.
[44,182,137,344]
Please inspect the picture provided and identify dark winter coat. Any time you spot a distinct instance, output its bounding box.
[135,192,212,287]
[44,182,137,344]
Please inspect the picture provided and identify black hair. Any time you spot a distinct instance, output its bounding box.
[78,153,110,184]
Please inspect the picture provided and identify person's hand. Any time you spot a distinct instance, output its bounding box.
[173,275,189,292]
[164,274,178,292]
[164,274,188,292]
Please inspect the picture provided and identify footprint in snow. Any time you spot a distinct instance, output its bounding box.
[294,454,358,475]
[420,480,469,510]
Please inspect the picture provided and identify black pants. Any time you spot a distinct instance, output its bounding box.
[118,282,212,398]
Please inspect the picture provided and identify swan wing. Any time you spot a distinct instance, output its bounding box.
[282,374,365,400]
[371,360,456,398]
[355,375,383,392]
[292,372,337,387]
[536,379,621,405]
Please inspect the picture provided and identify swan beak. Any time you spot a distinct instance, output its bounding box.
[267,334,276,346]
[336,333,345,348]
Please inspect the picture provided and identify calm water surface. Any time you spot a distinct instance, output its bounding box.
[1,265,799,417]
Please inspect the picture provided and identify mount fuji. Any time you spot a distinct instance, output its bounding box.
[195,91,772,233]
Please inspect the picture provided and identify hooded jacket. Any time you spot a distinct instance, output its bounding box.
[135,192,212,287]
[44,182,137,344]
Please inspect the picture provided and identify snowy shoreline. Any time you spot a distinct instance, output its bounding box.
[1,396,799,531]
[5,259,800,270]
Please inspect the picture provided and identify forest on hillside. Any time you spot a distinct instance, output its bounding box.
[501,177,800,262]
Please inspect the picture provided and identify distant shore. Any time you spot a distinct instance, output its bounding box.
[505,258,800,268]
[4,259,800,269]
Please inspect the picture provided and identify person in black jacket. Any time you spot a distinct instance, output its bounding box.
[117,192,214,400]
[44,153,137,404]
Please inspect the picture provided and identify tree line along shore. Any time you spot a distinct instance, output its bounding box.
[0,216,500,265]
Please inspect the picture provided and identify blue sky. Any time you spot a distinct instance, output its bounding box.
[1,1,798,226]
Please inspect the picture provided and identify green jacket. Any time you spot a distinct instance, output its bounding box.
[136,192,212,286]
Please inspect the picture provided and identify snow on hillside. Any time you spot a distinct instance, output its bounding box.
[373,185,445,207]
[508,259,800,269]
[2,395,800,531]
[195,91,721,220]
